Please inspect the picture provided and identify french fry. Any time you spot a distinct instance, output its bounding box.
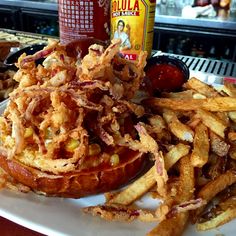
[108,144,190,206]
[191,123,209,168]
[178,155,195,202]
[197,97,236,112]
[207,154,227,180]
[229,145,236,160]
[194,170,236,218]
[163,109,194,142]
[149,155,194,235]
[161,90,194,99]
[228,111,236,123]
[228,131,236,143]
[186,114,201,129]
[197,207,236,231]
[197,170,236,202]
[147,212,189,236]
[222,81,236,97]
[148,115,171,141]
[210,131,230,157]
[197,109,227,139]
[143,97,236,112]
[184,77,220,98]
[161,154,194,216]
[215,111,230,126]
[192,93,206,99]
[84,76,236,235]
[108,166,156,205]
[196,197,236,231]
[165,143,190,170]
[163,155,195,214]
[143,97,200,111]
[155,150,191,220]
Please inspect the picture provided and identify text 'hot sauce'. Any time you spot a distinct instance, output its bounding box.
[110,0,156,61]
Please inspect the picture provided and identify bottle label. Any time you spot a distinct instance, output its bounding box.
[58,0,110,44]
[111,0,156,60]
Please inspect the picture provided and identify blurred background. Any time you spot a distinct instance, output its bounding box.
[0,0,235,61]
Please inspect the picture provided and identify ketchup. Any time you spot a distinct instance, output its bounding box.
[146,63,185,93]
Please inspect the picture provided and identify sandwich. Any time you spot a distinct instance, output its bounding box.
[0,39,149,198]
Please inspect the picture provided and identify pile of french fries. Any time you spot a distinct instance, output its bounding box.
[84,77,236,236]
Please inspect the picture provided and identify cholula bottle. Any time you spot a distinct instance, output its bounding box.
[110,0,156,61]
[58,0,110,44]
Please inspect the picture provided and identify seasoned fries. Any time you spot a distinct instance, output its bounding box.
[178,155,195,202]
[183,77,221,98]
[147,212,189,236]
[163,109,194,142]
[196,109,227,138]
[147,155,195,235]
[144,96,236,112]
[84,75,236,236]
[194,170,236,219]
[221,81,236,97]
[196,196,236,231]
[228,131,236,143]
[191,123,209,167]
[228,111,236,123]
[108,166,156,206]
[108,143,190,206]
[164,143,190,170]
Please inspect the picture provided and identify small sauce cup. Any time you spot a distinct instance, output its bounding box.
[144,55,189,95]
[4,44,46,70]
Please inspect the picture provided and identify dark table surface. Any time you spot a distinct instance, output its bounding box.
[0,217,44,236]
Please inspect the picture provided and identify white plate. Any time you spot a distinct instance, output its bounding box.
[0,101,235,236]
[0,189,235,236]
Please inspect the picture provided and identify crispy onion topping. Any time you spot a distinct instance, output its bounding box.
[0,39,150,175]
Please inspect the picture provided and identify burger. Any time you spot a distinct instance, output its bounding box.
[0,39,149,198]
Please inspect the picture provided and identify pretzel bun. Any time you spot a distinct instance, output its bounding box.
[0,149,145,198]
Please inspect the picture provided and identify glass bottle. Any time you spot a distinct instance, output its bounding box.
[58,0,110,45]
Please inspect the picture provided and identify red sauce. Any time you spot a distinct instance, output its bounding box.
[146,63,185,92]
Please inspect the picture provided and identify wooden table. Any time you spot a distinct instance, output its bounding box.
[0,217,44,236]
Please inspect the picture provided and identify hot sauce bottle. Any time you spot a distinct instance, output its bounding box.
[110,0,156,61]
[58,0,110,45]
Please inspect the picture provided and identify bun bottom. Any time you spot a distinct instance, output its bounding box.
[0,150,145,198]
